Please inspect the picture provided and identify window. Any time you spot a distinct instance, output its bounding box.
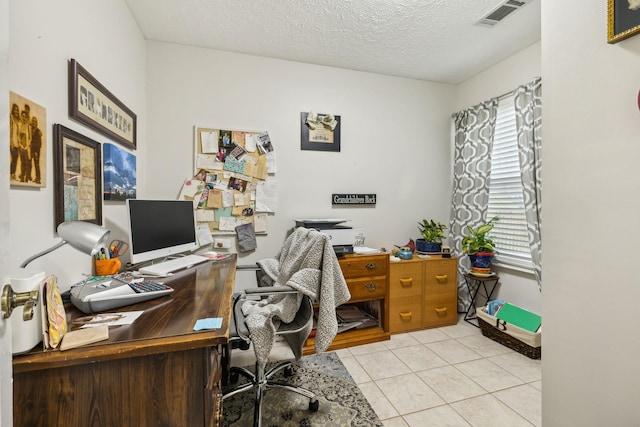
[487,95,534,271]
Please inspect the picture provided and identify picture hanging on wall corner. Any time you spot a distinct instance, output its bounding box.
[103,143,137,201]
[607,0,640,43]
[301,111,341,152]
[68,58,137,150]
[9,91,47,188]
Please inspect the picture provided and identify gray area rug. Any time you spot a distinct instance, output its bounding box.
[222,352,383,426]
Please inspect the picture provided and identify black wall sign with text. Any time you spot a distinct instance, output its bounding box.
[332,194,377,205]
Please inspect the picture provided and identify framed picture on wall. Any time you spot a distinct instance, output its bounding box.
[53,124,102,229]
[608,0,640,43]
[300,112,341,152]
[9,91,47,188]
[103,143,137,201]
[68,59,137,150]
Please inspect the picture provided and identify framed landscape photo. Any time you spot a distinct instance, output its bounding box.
[300,112,341,152]
[608,0,640,43]
[68,59,137,150]
[53,124,102,229]
[103,143,137,201]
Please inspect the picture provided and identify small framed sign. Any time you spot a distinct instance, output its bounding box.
[301,112,341,152]
[332,194,376,205]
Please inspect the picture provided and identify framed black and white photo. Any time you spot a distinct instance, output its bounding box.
[68,59,137,150]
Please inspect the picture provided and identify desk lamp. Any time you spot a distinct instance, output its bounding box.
[2,221,110,353]
[20,221,110,268]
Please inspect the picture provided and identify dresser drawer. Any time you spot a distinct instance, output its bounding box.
[389,262,422,298]
[424,259,457,295]
[339,254,388,279]
[423,291,457,328]
[347,276,387,300]
[389,297,422,333]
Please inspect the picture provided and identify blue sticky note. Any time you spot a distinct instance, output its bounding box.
[194,318,223,330]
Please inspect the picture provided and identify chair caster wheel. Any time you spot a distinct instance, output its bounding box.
[284,366,294,377]
[229,371,239,384]
[308,399,319,412]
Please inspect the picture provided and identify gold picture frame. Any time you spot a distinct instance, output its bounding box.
[53,124,102,229]
[608,0,640,43]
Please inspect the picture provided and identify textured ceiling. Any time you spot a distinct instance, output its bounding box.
[124,0,540,84]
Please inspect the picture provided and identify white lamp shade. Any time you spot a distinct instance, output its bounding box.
[57,222,110,256]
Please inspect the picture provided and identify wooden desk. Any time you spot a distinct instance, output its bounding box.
[13,255,236,427]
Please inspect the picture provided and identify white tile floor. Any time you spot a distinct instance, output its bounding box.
[229,316,541,427]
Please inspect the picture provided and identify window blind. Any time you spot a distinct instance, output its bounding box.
[487,95,533,270]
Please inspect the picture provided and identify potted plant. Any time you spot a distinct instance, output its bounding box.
[461,216,499,274]
[416,219,447,253]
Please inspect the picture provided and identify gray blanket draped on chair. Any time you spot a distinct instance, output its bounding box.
[241,227,351,369]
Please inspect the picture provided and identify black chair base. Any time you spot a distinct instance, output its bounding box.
[222,359,319,427]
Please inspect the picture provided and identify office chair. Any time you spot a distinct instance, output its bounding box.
[221,227,350,426]
[222,284,318,426]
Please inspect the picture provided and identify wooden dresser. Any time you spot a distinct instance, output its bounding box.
[388,255,458,333]
[303,252,390,354]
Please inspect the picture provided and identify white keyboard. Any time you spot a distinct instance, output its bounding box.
[138,254,209,276]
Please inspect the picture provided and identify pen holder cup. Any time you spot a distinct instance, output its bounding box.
[95,257,121,276]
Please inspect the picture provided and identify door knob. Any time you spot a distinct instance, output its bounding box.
[1,284,39,320]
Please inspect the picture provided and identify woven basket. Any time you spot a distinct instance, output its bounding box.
[478,316,541,359]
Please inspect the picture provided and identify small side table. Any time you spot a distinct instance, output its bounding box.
[463,273,500,327]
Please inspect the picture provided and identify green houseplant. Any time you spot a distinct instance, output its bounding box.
[416,219,447,253]
[461,216,499,273]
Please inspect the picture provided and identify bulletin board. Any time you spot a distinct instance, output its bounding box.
[179,126,278,238]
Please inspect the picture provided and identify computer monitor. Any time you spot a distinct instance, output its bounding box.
[126,199,199,265]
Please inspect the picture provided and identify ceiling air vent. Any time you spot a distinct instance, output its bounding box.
[476,0,528,27]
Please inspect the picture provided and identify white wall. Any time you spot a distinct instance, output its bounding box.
[144,42,456,267]
[8,0,146,288]
[543,0,640,425]
[455,41,542,314]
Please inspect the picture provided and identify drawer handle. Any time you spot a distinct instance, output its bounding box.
[365,262,378,270]
[399,312,412,320]
[364,282,377,291]
[435,275,448,282]
[399,278,413,287]
[434,307,447,316]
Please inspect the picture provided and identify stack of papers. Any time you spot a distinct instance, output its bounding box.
[336,305,377,333]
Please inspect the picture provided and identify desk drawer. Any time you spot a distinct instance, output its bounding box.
[340,255,388,279]
[423,291,457,328]
[424,259,457,295]
[389,262,422,298]
[347,277,387,300]
[389,297,422,333]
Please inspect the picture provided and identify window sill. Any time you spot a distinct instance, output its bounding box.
[492,261,536,276]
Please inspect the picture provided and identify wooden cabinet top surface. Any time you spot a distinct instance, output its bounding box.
[13,255,237,374]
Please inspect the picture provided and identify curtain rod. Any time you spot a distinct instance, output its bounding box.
[496,89,515,101]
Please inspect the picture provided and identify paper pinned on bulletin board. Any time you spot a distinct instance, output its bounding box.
[255,178,278,213]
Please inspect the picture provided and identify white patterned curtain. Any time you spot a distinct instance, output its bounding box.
[514,77,542,289]
[449,100,498,311]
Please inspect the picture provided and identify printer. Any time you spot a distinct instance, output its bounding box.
[294,219,355,255]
